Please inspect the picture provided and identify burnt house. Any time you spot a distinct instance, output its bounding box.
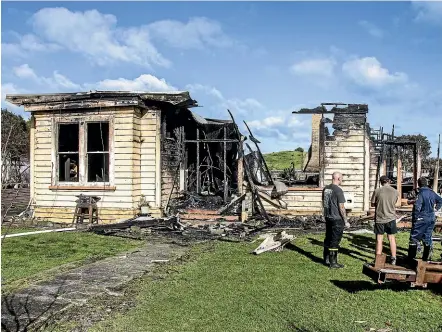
[261,103,424,216]
[6,91,239,223]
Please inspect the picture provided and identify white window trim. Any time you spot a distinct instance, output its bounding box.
[51,116,115,187]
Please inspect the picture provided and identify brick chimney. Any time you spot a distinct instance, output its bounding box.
[304,114,323,172]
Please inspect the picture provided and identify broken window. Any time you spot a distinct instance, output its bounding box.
[86,122,109,182]
[55,119,112,186]
[58,123,79,182]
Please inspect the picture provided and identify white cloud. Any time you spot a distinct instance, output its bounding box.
[148,17,233,49]
[290,58,336,77]
[52,72,82,89]
[342,57,408,88]
[185,84,224,100]
[412,1,442,26]
[1,83,20,101]
[12,64,81,90]
[10,64,176,94]
[358,20,384,38]
[186,83,262,115]
[288,116,303,128]
[245,113,307,144]
[247,116,284,130]
[4,7,235,68]
[12,64,38,80]
[93,74,177,92]
[1,33,61,57]
[222,98,263,114]
[31,7,170,68]
[1,83,26,115]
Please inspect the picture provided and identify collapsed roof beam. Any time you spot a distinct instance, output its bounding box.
[292,103,368,114]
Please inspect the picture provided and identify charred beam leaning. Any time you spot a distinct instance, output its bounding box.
[227,110,270,223]
[243,121,274,186]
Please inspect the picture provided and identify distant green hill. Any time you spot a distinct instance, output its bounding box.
[263,150,306,170]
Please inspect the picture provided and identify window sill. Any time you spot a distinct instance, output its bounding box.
[287,187,322,191]
[49,185,116,191]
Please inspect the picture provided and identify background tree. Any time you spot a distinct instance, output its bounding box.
[1,109,30,185]
[295,147,304,153]
[394,134,431,173]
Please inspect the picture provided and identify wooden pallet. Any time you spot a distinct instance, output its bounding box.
[362,254,442,288]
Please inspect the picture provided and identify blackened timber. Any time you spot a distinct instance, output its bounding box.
[223,126,228,203]
[196,128,201,194]
[413,145,418,189]
[184,139,238,143]
[293,103,368,114]
[381,141,417,146]
[227,109,270,223]
[243,120,274,185]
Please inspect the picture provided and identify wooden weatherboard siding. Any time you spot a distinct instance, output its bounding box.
[323,122,368,213]
[139,108,161,213]
[262,190,323,215]
[32,106,159,223]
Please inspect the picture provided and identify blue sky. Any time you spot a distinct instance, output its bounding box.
[2,1,441,155]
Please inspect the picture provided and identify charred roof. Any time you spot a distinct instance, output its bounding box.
[292,103,368,114]
[5,90,198,111]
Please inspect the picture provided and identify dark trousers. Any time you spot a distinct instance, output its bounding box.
[410,218,435,247]
[324,218,345,249]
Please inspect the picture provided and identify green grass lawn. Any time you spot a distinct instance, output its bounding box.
[1,231,142,292]
[264,150,306,170]
[91,232,442,332]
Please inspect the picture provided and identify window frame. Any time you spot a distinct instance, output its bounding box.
[51,116,114,188]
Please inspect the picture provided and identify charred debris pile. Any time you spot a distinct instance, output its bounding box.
[87,213,374,245]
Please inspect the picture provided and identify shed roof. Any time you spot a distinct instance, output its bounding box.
[5,90,198,111]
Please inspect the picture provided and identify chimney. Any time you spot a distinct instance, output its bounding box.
[304,114,323,172]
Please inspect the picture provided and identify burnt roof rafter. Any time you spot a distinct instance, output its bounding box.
[292,103,368,114]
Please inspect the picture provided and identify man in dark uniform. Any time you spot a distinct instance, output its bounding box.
[322,172,349,269]
[408,177,442,261]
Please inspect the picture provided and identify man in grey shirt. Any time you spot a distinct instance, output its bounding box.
[371,175,399,265]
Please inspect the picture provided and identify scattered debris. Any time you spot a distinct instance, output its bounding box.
[1,227,77,239]
[151,260,170,263]
[253,231,295,255]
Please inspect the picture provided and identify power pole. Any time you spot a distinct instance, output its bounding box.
[433,134,440,193]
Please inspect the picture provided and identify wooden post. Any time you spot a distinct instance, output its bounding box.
[223,126,228,203]
[382,158,387,176]
[30,115,35,203]
[196,128,200,194]
[396,147,403,206]
[417,145,422,180]
[433,134,440,193]
[413,145,418,189]
[237,138,244,195]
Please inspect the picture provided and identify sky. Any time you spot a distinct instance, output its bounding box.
[1,1,442,155]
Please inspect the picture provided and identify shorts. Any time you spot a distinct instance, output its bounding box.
[374,220,397,235]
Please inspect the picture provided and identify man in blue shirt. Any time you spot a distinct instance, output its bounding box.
[408,177,442,261]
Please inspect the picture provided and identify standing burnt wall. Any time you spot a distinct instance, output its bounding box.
[160,108,191,206]
[323,111,369,213]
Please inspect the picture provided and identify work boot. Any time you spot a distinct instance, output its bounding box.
[408,244,417,261]
[390,256,397,266]
[422,245,433,261]
[329,250,344,269]
[323,247,330,266]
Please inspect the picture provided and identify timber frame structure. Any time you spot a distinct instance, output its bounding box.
[256,102,424,217]
[5,91,240,223]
